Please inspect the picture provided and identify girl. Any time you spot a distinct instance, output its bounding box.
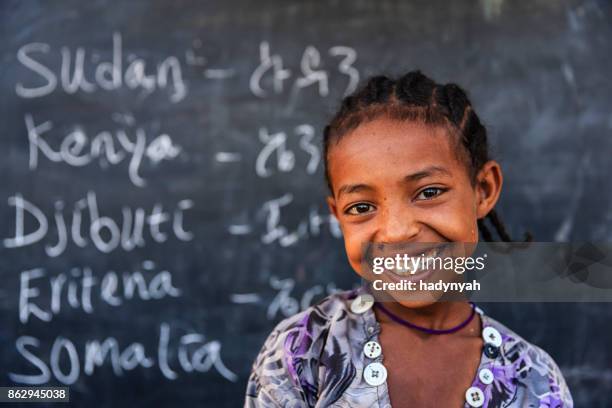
[244,71,572,407]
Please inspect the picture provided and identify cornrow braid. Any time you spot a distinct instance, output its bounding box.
[323,70,531,243]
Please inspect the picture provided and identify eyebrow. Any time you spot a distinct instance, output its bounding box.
[337,183,375,198]
[404,165,452,182]
[336,166,452,198]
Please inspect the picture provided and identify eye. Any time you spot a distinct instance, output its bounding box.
[345,203,376,215]
[416,187,446,201]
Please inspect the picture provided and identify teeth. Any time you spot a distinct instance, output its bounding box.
[388,247,441,276]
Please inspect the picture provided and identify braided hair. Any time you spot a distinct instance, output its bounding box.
[323,70,531,243]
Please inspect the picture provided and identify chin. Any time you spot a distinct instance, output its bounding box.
[386,289,449,308]
[395,298,437,309]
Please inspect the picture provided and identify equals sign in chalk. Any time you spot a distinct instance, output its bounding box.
[215,152,242,163]
[230,293,262,304]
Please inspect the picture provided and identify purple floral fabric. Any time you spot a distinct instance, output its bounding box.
[245,288,573,407]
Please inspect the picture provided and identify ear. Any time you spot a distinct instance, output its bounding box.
[475,160,503,219]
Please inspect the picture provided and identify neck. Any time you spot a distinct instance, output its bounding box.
[374,300,473,332]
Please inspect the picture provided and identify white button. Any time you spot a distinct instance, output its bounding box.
[351,294,374,314]
[478,368,494,385]
[482,327,502,347]
[363,362,387,386]
[465,386,485,407]
[363,341,382,359]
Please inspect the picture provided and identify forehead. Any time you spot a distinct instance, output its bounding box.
[327,118,465,190]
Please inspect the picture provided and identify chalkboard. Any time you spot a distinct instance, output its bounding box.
[1,0,611,406]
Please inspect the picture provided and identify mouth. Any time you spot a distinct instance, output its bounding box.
[377,243,450,278]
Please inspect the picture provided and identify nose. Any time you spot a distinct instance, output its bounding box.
[376,201,420,244]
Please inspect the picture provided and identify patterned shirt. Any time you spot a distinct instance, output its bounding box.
[245,287,573,407]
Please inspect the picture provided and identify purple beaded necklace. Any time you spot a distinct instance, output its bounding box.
[374,301,477,335]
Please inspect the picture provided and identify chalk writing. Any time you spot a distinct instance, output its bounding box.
[24,114,181,187]
[9,323,236,385]
[18,261,181,324]
[250,42,359,98]
[260,194,342,246]
[16,32,187,102]
[4,192,194,255]
[255,124,320,177]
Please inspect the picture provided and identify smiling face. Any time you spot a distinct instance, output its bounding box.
[326,117,503,307]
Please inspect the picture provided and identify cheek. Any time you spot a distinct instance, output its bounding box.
[431,193,479,241]
[341,224,372,275]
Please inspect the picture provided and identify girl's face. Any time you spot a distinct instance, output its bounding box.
[326,117,503,308]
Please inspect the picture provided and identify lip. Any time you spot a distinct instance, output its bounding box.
[391,263,435,282]
[372,262,435,290]
[372,242,450,259]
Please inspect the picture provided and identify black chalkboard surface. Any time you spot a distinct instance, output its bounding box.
[1,1,611,406]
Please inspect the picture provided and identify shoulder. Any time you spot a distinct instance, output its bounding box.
[257,288,358,363]
[245,289,359,407]
[482,314,573,407]
[269,288,358,337]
